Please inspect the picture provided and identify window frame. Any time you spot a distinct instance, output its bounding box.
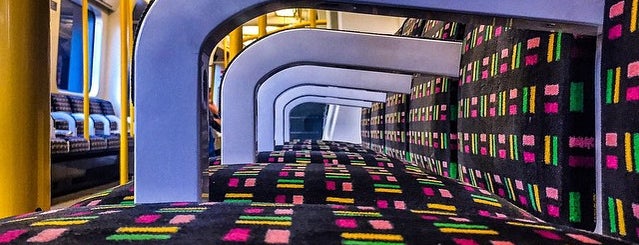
[55,0,103,97]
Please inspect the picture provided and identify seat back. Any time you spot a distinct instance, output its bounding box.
[369,102,385,153]
[384,93,409,160]
[456,24,597,229]
[51,93,72,113]
[600,0,639,241]
[360,108,371,149]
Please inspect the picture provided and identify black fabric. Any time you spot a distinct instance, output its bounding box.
[0,202,629,244]
[384,93,410,161]
[370,102,386,153]
[421,20,465,40]
[273,145,374,154]
[601,0,639,241]
[457,25,597,229]
[209,162,536,221]
[257,151,398,166]
[408,75,459,179]
[51,138,69,154]
[99,100,116,116]
[52,118,69,131]
[361,108,372,149]
[89,99,104,114]
[51,94,72,113]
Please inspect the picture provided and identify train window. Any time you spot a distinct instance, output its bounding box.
[290,103,327,140]
[56,0,96,93]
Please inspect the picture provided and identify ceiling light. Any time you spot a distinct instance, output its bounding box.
[275,9,296,17]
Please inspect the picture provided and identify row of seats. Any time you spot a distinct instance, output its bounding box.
[363,19,599,231]
[50,93,133,158]
[27,140,624,244]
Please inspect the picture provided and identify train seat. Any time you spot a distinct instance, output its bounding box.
[50,93,133,157]
[358,19,599,230]
[0,201,629,244]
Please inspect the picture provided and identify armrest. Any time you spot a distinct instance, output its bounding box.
[55,130,74,137]
[51,112,77,136]
[71,113,95,136]
[50,117,55,138]
[90,114,111,135]
[105,115,120,134]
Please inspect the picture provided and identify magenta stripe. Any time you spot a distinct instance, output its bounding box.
[0,230,28,243]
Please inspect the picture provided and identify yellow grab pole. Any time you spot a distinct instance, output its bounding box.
[229,27,243,61]
[257,15,267,38]
[127,0,135,137]
[129,103,135,137]
[82,0,90,140]
[119,0,130,185]
[127,0,134,61]
[223,37,230,68]
[0,0,50,217]
[210,64,215,105]
[309,9,317,28]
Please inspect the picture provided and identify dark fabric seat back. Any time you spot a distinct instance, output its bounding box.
[600,0,639,241]
[457,25,597,229]
[370,103,385,153]
[384,93,409,160]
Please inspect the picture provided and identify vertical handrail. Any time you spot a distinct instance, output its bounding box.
[0,0,50,217]
[128,0,135,137]
[119,0,130,185]
[258,15,267,38]
[229,27,243,61]
[309,9,317,28]
[82,0,90,140]
[223,37,229,68]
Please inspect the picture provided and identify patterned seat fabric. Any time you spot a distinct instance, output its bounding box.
[408,75,459,179]
[361,108,372,149]
[53,118,69,131]
[67,136,90,153]
[51,94,73,113]
[71,182,135,208]
[601,0,639,241]
[69,96,105,133]
[370,103,386,153]
[99,100,119,131]
[257,150,403,167]
[274,144,374,153]
[51,138,69,154]
[89,136,108,151]
[385,93,410,161]
[456,25,597,229]
[0,202,628,244]
[89,99,104,114]
[208,163,536,221]
[99,100,116,115]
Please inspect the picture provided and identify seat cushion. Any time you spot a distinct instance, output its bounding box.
[66,136,90,153]
[208,162,537,221]
[0,202,628,244]
[51,138,69,154]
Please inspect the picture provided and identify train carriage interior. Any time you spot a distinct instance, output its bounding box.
[3,0,639,244]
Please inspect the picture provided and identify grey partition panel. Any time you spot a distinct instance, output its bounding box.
[257,66,412,151]
[135,0,603,203]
